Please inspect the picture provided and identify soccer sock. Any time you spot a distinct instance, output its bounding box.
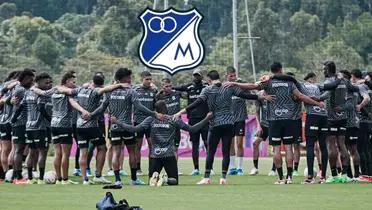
[229,156,236,169]
[0,167,4,179]
[95,171,102,178]
[287,167,293,178]
[39,167,45,180]
[194,164,199,170]
[294,162,299,171]
[271,163,276,171]
[137,162,141,171]
[337,167,342,174]
[238,157,243,169]
[28,167,33,180]
[130,168,137,181]
[253,159,258,169]
[58,177,62,182]
[63,177,68,181]
[347,166,353,178]
[114,170,121,182]
[277,167,284,180]
[342,165,348,175]
[9,165,13,170]
[318,164,322,171]
[204,170,211,178]
[354,165,360,178]
[221,171,227,179]
[331,167,338,176]
[22,155,27,162]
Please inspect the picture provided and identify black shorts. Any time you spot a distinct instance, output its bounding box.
[345,127,359,145]
[293,119,302,145]
[327,120,347,136]
[26,130,49,149]
[234,121,246,137]
[256,125,269,141]
[46,127,52,143]
[12,125,27,145]
[269,120,295,146]
[134,122,151,140]
[305,115,328,138]
[77,128,105,149]
[0,123,12,141]
[72,124,78,139]
[51,127,73,144]
[110,131,136,146]
[174,128,181,148]
[149,156,178,183]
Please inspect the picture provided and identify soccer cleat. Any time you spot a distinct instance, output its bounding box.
[236,168,244,176]
[317,170,322,178]
[119,170,128,176]
[37,180,46,185]
[86,169,92,177]
[197,178,211,185]
[210,170,216,176]
[13,178,28,184]
[157,174,167,187]
[319,177,326,184]
[302,178,315,184]
[93,176,112,184]
[339,174,352,183]
[228,168,237,175]
[178,171,183,176]
[286,177,293,184]
[268,170,277,176]
[292,170,299,177]
[62,180,79,185]
[55,180,62,185]
[103,181,123,189]
[190,169,200,176]
[274,179,286,185]
[83,180,94,185]
[219,178,227,185]
[106,170,115,177]
[73,169,81,177]
[149,172,159,187]
[249,167,259,176]
[136,170,144,176]
[27,179,38,184]
[325,176,338,183]
[129,178,146,186]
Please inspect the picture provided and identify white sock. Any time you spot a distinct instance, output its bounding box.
[238,157,244,169]
[229,156,236,168]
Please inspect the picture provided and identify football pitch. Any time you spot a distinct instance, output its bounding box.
[1,157,372,210]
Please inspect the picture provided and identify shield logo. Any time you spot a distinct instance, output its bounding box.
[139,8,204,75]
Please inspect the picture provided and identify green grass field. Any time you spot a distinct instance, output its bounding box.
[2,157,372,210]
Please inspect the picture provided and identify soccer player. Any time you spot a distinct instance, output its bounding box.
[133,71,157,176]
[225,67,247,176]
[175,70,273,185]
[0,71,20,176]
[350,69,371,177]
[111,100,212,186]
[8,69,35,184]
[231,62,324,184]
[90,68,162,187]
[173,69,209,176]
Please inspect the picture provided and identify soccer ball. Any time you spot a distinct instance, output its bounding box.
[44,171,57,184]
[5,169,13,182]
[22,170,28,180]
[303,167,317,177]
[33,171,40,179]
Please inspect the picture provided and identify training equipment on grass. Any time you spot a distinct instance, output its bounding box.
[44,171,57,184]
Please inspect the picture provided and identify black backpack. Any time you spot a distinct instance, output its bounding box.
[96,192,143,210]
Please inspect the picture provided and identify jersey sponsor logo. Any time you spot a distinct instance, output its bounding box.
[154,147,168,155]
[110,95,126,100]
[77,93,90,98]
[232,96,240,100]
[274,109,289,116]
[138,98,154,102]
[189,95,199,99]
[166,102,179,107]
[272,83,289,88]
[153,123,170,128]
[52,94,65,99]
[139,8,204,75]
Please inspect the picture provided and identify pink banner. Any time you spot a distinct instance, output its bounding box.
[71,114,269,157]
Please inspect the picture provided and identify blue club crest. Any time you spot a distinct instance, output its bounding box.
[139,8,204,75]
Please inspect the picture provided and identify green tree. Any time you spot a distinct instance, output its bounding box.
[0,2,17,19]
[32,33,60,67]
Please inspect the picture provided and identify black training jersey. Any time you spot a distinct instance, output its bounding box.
[75,87,101,128]
[133,85,157,124]
[24,90,48,131]
[48,88,78,128]
[174,82,209,119]
[301,82,327,116]
[256,99,269,127]
[11,84,27,127]
[260,79,298,121]
[346,90,360,128]
[0,84,13,125]
[323,78,349,121]
[156,90,181,115]
[231,88,248,122]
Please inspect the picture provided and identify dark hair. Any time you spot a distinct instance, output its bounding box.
[114,68,132,81]
[61,72,76,84]
[351,69,363,79]
[304,72,316,81]
[340,70,351,80]
[154,100,168,114]
[161,78,171,83]
[324,61,336,74]
[286,72,295,77]
[35,73,52,83]
[367,72,372,79]
[6,71,20,82]
[207,70,220,80]
[18,69,35,82]
[67,70,76,75]
[93,75,104,86]
[270,62,282,73]
[226,66,236,74]
[95,72,105,80]
[141,71,152,78]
